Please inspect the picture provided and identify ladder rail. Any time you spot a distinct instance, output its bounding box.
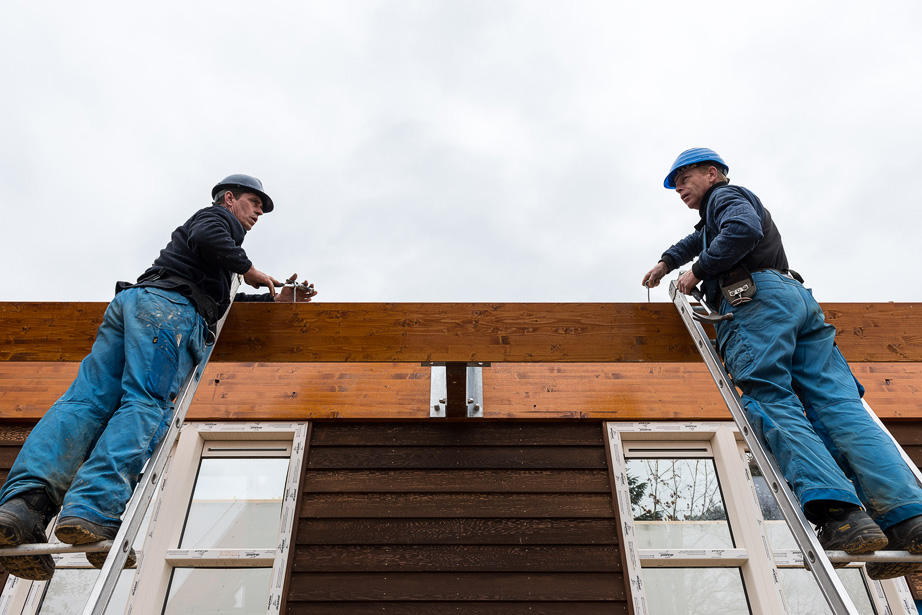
[80,275,242,615]
[670,281,862,615]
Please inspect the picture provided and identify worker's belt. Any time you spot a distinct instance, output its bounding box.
[120,270,221,327]
[751,268,804,283]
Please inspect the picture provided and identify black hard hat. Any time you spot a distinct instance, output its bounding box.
[212,174,274,213]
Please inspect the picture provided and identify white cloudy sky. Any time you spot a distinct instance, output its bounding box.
[1,1,920,303]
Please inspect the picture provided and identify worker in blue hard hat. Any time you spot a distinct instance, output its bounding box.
[643,148,922,581]
[0,174,316,581]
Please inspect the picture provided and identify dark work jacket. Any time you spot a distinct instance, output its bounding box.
[119,205,273,324]
[660,183,788,305]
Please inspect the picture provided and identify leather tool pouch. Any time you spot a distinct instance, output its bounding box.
[720,265,757,306]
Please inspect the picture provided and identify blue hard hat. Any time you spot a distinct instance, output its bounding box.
[212,174,274,213]
[664,148,729,189]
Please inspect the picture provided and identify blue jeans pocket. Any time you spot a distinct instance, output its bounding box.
[147,328,179,401]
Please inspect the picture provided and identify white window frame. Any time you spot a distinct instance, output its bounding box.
[0,422,308,615]
[128,422,307,615]
[606,421,919,615]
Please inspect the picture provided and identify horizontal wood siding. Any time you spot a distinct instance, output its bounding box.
[290,422,626,614]
[7,362,922,421]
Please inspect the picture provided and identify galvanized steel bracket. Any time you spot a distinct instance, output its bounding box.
[426,362,488,418]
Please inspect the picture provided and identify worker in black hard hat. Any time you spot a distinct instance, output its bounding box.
[0,174,315,581]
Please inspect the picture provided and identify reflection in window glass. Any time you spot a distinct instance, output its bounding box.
[778,568,877,615]
[163,568,272,615]
[645,568,750,614]
[180,457,289,549]
[746,452,798,550]
[627,457,734,549]
[38,569,132,615]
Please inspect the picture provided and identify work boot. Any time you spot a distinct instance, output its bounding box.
[816,506,888,554]
[54,517,136,570]
[0,490,55,580]
[865,515,922,580]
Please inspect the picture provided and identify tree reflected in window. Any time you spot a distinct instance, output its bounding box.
[627,458,734,549]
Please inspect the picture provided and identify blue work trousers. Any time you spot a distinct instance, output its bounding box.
[716,270,922,529]
[0,288,206,527]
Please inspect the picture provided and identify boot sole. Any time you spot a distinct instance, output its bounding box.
[86,550,137,570]
[54,523,107,545]
[865,561,922,580]
[0,510,54,580]
[0,555,55,581]
[841,532,889,555]
[55,522,136,570]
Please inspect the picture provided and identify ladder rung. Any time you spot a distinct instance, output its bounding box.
[0,541,114,556]
[825,550,922,564]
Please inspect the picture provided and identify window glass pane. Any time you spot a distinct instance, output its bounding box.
[746,452,798,550]
[626,457,734,548]
[644,568,750,615]
[37,569,132,615]
[163,568,272,615]
[778,568,877,615]
[180,457,289,549]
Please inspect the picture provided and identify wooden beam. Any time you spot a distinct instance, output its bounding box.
[3,362,921,421]
[3,302,922,363]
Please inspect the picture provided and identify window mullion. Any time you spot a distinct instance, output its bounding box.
[125,425,206,615]
[712,426,788,614]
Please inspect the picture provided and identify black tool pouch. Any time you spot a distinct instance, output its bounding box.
[720,265,757,307]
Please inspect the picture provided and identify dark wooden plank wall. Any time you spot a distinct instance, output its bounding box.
[289,422,627,615]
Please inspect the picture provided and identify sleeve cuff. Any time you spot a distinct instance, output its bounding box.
[691,262,705,279]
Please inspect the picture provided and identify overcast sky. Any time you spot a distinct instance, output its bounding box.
[1,1,920,303]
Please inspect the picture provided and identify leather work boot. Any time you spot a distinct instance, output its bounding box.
[0,490,55,580]
[865,515,922,580]
[54,517,136,570]
[816,508,888,554]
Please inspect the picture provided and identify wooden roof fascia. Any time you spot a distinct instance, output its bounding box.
[3,361,921,421]
[2,302,921,363]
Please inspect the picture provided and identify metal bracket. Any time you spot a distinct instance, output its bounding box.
[427,362,488,418]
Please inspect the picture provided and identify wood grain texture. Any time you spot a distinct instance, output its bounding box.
[289,422,624,611]
[286,602,629,615]
[305,447,608,470]
[4,302,921,362]
[296,518,618,545]
[4,362,922,421]
[291,545,621,572]
[287,572,626,601]
[303,469,611,493]
[300,493,616,518]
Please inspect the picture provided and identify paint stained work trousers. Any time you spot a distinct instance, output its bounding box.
[0,287,206,528]
[715,270,922,529]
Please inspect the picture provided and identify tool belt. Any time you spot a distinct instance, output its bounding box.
[719,267,805,308]
[719,265,757,307]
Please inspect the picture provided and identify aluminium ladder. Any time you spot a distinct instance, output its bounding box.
[0,276,242,615]
[670,280,922,615]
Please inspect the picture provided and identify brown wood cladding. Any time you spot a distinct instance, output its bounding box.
[5,362,922,421]
[3,302,921,363]
[292,422,624,613]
